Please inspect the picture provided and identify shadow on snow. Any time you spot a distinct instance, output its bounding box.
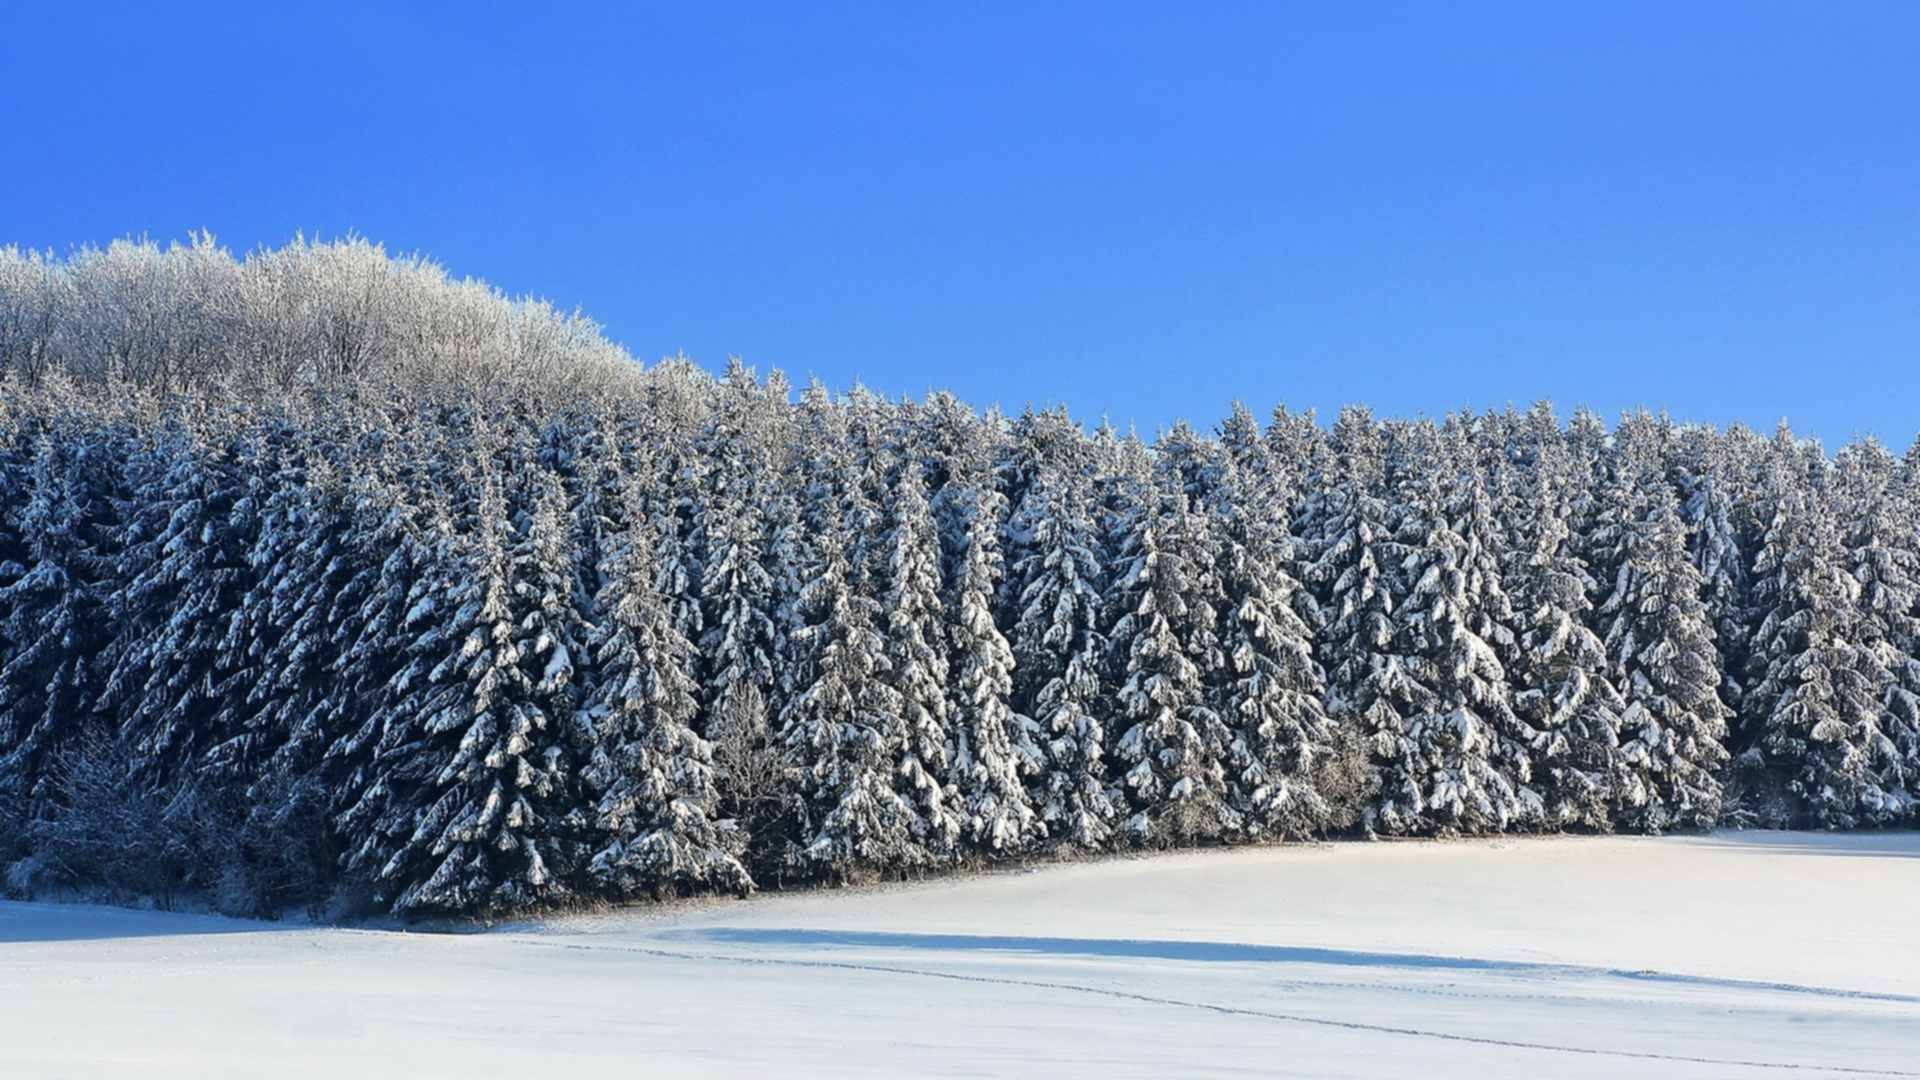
[670,927,1920,1005]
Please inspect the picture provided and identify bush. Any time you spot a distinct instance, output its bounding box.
[27,734,232,909]
[227,774,341,918]
[0,790,27,865]
[24,735,346,916]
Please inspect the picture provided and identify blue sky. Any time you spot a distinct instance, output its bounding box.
[2,3,1916,445]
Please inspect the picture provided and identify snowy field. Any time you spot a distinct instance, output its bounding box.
[4,832,1918,1079]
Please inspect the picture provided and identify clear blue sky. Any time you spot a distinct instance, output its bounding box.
[3,3,1916,445]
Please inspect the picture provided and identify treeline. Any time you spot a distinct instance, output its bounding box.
[2,237,1918,918]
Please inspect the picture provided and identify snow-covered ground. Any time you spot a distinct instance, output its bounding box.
[4,831,1918,1078]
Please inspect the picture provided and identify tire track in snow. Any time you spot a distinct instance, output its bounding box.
[505,934,1920,1078]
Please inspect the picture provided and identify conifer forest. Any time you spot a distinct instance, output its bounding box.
[3,237,1917,918]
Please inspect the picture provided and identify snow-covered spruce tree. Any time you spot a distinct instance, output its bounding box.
[1592,481,1730,831]
[95,418,254,783]
[1381,422,1541,835]
[901,394,1039,852]
[777,454,922,881]
[1213,452,1337,837]
[511,464,592,757]
[345,460,575,915]
[1105,478,1237,845]
[632,385,707,652]
[875,459,964,860]
[212,427,361,779]
[695,360,781,734]
[323,467,441,856]
[1262,403,1326,527]
[1835,439,1920,818]
[1303,406,1415,834]
[1007,464,1117,851]
[1673,423,1759,717]
[0,429,115,806]
[1503,436,1628,830]
[576,464,751,898]
[945,482,1043,854]
[1740,480,1905,828]
[1154,419,1224,505]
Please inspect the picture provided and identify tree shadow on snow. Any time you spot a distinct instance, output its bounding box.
[1690,829,1920,860]
[670,927,1920,1004]
[0,900,291,943]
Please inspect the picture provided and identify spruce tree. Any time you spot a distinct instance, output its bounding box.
[876,460,963,859]
[1742,482,1905,827]
[96,422,253,783]
[778,478,921,880]
[1837,439,1920,819]
[578,466,752,897]
[1214,454,1336,837]
[1007,466,1116,850]
[348,462,574,914]
[1505,438,1628,830]
[1306,407,1422,834]
[1383,423,1540,834]
[1106,481,1236,845]
[0,432,113,805]
[947,483,1042,853]
[1593,483,1730,831]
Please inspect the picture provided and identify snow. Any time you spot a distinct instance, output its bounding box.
[4,832,1918,1078]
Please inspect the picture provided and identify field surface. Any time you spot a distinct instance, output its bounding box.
[4,831,1918,1078]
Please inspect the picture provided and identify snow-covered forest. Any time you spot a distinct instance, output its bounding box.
[3,236,1918,917]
